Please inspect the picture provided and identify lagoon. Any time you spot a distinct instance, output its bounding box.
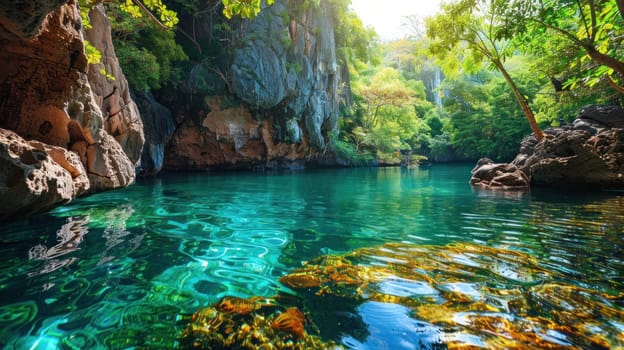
[1,165,623,348]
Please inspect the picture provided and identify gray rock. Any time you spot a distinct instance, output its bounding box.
[133,91,175,176]
[578,105,624,129]
[471,106,624,190]
[0,0,67,39]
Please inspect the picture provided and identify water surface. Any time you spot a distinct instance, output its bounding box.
[1,165,623,348]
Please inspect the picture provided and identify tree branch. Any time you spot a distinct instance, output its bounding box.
[131,0,169,30]
[607,74,624,94]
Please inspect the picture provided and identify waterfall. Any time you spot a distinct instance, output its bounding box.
[433,67,442,107]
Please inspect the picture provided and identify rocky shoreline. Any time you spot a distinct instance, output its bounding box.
[471,105,624,191]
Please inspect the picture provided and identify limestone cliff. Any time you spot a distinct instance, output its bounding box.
[0,1,143,219]
[161,0,343,170]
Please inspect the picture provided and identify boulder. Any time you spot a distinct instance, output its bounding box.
[470,158,530,190]
[471,105,624,190]
[0,128,89,220]
[527,129,623,187]
[85,130,135,191]
[578,105,624,129]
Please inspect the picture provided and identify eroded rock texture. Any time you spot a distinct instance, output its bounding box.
[0,0,68,40]
[163,0,342,170]
[0,128,89,220]
[85,4,144,166]
[0,1,142,219]
[471,105,624,190]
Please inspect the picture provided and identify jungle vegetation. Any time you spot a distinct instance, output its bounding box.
[85,0,624,164]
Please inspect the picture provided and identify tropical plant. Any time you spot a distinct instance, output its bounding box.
[426,0,545,140]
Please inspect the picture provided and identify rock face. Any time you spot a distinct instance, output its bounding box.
[85,4,144,168]
[0,0,67,39]
[0,128,89,220]
[471,105,624,190]
[134,91,175,176]
[0,1,143,219]
[166,97,309,170]
[163,0,342,170]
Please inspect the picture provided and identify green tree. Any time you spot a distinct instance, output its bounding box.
[353,67,415,128]
[426,0,545,140]
[108,3,187,91]
[503,0,624,93]
[441,57,546,161]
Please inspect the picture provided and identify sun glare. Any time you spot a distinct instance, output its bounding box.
[350,0,443,40]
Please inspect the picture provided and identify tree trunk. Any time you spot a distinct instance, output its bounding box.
[493,59,544,140]
[617,0,624,21]
[584,44,624,80]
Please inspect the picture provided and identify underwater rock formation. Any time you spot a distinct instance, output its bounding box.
[471,105,624,190]
[0,1,142,218]
[280,242,624,349]
[180,296,339,349]
[184,242,624,349]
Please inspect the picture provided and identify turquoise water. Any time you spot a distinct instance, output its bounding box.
[1,165,623,349]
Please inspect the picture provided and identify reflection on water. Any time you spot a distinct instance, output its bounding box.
[99,205,144,265]
[27,216,89,277]
[0,166,623,348]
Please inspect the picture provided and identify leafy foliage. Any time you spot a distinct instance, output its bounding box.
[426,0,545,139]
[107,3,187,91]
[500,0,624,93]
[222,0,275,19]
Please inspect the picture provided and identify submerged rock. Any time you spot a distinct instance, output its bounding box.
[278,242,624,349]
[471,105,624,190]
[180,296,339,349]
[184,241,624,349]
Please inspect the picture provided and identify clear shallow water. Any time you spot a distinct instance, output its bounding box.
[0,165,623,349]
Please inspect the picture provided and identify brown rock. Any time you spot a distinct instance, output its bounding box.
[0,128,89,220]
[0,3,93,144]
[0,1,143,219]
[528,128,624,188]
[166,97,309,170]
[85,4,144,164]
[86,131,135,191]
[473,109,624,190]
[470,158,530,190]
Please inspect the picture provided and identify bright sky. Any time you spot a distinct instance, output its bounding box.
[350,0,443,40]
